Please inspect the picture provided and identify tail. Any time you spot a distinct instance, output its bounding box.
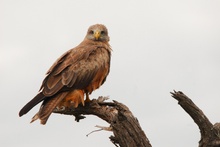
[31,92,68,124]
[19,92,46,117]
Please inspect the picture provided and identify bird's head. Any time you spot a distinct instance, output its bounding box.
[85,24,109,42]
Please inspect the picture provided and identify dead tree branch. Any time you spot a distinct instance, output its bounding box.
[171,90,220,147]
[53,96,152,147]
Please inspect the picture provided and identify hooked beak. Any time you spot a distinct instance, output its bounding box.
[94,31,101,40]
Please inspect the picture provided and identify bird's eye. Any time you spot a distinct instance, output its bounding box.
[101,31,105,35]
[89,30,94,34]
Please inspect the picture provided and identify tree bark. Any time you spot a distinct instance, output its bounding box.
[171,90,220,147]
[52,91,219,147]
[53,96,152,147]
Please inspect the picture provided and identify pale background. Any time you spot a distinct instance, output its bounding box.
[1,0,220,146]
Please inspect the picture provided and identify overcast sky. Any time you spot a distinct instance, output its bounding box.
[1,0,220,146]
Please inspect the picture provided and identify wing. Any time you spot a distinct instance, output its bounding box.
[19,92,45,116]
[41,41,111,97]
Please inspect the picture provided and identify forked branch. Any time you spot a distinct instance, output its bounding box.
[171,90,220,147]
[53,96,152,147]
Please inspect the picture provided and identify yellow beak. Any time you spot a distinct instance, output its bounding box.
[94,31,100,40]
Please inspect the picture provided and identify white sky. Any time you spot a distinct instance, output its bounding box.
[1,0,220,146]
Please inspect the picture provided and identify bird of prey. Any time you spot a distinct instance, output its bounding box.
[19,24,111,124]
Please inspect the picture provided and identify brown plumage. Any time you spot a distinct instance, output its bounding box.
[19,24,111,124]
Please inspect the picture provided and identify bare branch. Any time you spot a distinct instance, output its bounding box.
[53,97,152,147]
[171,90,220,147]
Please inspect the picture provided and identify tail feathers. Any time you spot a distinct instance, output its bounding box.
[30,112,39,123]
[19,92,45,117]
[32,92,68,125]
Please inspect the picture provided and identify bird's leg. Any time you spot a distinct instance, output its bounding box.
[85,92,91,102]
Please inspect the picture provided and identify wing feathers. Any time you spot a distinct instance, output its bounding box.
[43,80,63,96]
[46,50,71,75]
[62,70,74,85]
[19,92,45,117]
[40,46,103,96]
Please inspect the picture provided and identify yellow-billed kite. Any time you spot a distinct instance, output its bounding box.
[19,24,111,124]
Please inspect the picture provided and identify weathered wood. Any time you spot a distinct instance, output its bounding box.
[171,90,220,147]
[53,96,152,147]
